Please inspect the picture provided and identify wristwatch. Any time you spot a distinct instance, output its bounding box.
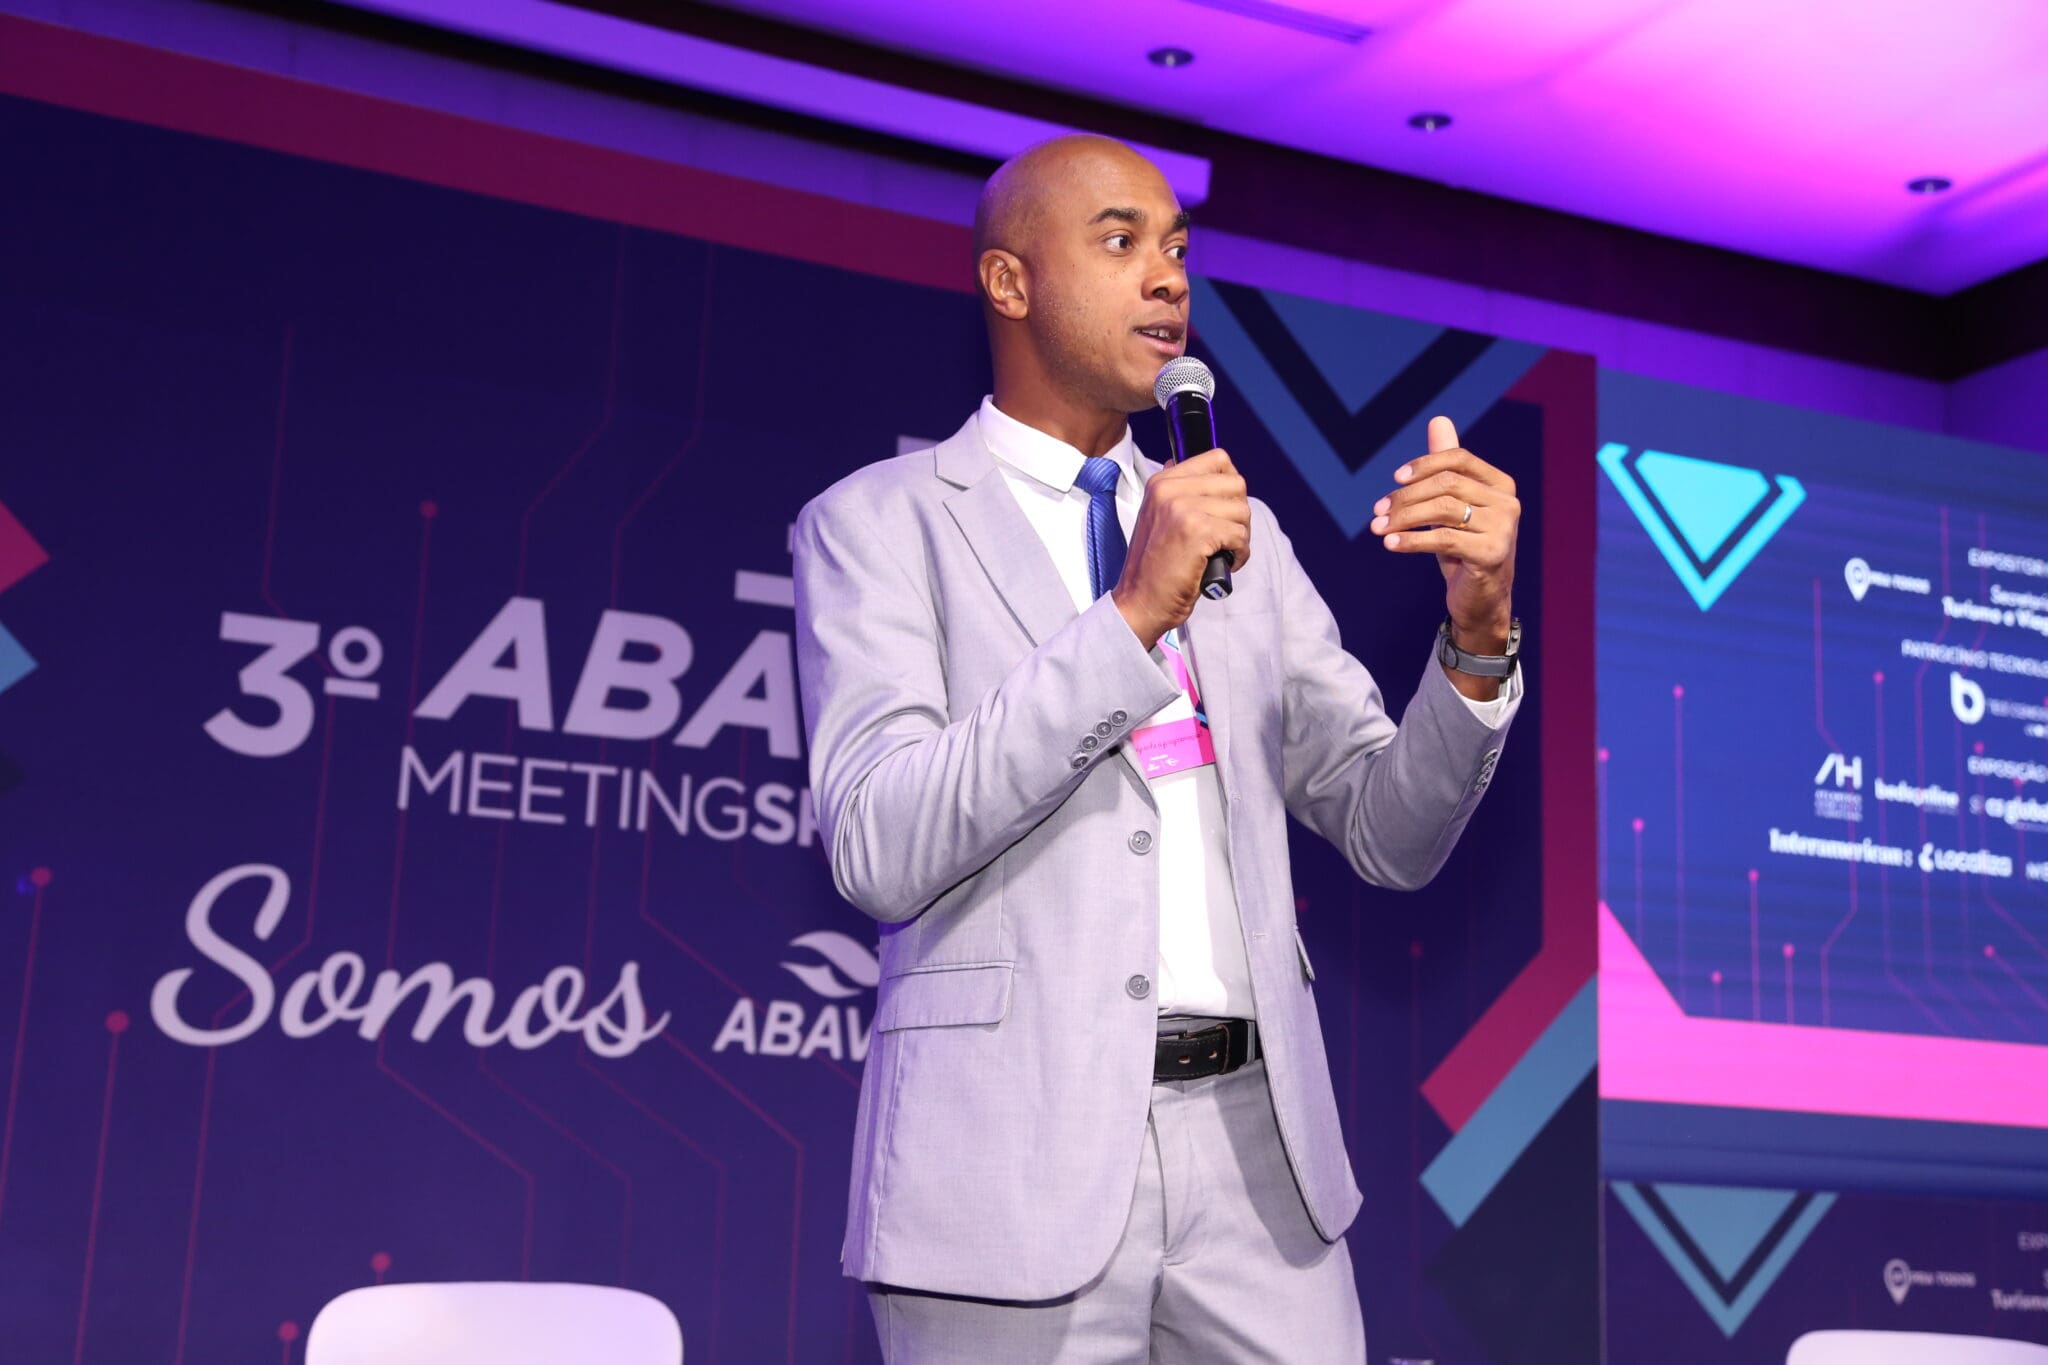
[1436,617,1521,678]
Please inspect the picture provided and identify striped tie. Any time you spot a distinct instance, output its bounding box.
[1074,456,1127,600]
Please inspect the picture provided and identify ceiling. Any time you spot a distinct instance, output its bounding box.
[703,0,2048,295]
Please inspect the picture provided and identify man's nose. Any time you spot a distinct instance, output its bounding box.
[1147,267,1188,303]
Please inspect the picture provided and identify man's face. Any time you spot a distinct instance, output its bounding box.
[1027,153,1191,414]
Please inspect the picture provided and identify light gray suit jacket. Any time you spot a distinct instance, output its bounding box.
[792,411,1513,1302]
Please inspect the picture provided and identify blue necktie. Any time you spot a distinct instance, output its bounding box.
[1074,456,1127,601]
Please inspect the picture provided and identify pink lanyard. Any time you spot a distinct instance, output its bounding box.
[1128,630,1217,778]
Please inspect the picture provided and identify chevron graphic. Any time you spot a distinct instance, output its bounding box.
[1192,279,1544,536]
[0,495,49,698]
[1598,442,1805,610]
[1613,1181,1835,1336]
[1421,979,1594,1227]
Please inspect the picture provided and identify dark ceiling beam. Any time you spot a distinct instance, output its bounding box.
[574,1,1987,379]
[1948,255,2048,376]
[248,0,2046,380]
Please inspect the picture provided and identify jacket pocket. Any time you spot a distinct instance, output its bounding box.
[874,961,1014,1031]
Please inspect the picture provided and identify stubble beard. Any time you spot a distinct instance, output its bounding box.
[1036,294,1151,416]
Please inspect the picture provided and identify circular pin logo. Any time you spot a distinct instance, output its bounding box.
[1885,1258,1912,1305]
[1845,557,1872,602]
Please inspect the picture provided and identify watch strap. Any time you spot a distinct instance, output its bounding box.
[1437,617,1521,678]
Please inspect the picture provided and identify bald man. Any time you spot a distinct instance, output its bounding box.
[793,136,1524,1362]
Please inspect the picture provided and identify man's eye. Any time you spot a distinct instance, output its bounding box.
[1108,234,1132,250]
[1170,244,1188,262]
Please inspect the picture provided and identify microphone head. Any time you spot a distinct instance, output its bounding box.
[1153,356,1215,409]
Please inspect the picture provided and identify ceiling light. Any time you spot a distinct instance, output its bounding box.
[1408,112,1453,132]
[1149,47,1195,68]
[1907,176,1952,194]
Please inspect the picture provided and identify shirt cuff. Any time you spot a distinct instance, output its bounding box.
[1454,665,1522,729]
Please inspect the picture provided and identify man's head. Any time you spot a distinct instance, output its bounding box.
[974,136,1190,424]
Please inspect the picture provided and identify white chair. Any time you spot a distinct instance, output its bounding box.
[306,1282,682,1364]
[1789,1331,2048,1364]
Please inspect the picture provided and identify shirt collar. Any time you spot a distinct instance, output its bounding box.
[979,395,1137,495]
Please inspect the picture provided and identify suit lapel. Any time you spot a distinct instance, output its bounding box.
[938,415,1080,649]
[1122,449,1232,799]
[1124,449,1239,797]
[943,415,1157,795]
[1180,597,1234,794]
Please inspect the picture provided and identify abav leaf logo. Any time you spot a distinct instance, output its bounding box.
[712,930,879,1062]
[1599,443,1805,610]
[779,930,880,1000]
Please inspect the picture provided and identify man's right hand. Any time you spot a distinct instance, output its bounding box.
[1111,449,1252,650]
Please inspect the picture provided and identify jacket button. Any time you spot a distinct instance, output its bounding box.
[1128,830,1153,854]
[1081,734,1099,751]
[1095,721,1113,737]
[1111,710,1129,725]
[1070,755,1088,770]
[1125,974,1152,1000]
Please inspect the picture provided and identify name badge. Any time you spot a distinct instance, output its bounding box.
[1130,629,1215,778]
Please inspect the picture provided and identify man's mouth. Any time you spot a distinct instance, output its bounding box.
[1133,321,1185,353]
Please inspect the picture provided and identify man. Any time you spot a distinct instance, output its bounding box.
[792,135,1523,1361]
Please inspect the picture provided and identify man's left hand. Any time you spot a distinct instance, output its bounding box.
[1369,414,1518,667]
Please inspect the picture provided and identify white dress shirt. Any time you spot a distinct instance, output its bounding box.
[977,396,1519,1018]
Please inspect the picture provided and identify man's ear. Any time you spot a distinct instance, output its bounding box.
[977,249,1028,320]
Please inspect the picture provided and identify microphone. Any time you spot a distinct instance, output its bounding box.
[1152,356,1233,600]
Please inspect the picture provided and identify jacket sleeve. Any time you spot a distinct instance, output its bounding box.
[793,485,1181,923]
[1269,506,1519,892]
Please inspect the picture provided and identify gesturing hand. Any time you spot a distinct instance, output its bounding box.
[1369,416,1518,654]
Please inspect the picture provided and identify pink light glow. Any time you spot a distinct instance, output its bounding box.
[697,0,2048,290]
[1600,904,2048,1129]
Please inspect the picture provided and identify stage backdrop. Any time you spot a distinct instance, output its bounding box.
[1598,369,2048,1358]
[0,17,1593,1364]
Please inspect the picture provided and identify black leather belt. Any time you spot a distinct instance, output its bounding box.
[1154,1018,1258,1082]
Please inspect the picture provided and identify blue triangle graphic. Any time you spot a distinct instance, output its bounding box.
[1613,1182,1836,1337]
[1635,451,1771,561]
[1598,443,1806,611]
[1263,290,1444,413]
[0,621,33,697]
[1652,1183,1797,1283]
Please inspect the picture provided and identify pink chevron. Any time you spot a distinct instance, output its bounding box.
[0,498,48,596]
[1420,353,1599,1133]
[1601,902,2048,1128]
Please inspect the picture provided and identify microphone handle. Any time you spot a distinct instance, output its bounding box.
[1163,390,1234,600]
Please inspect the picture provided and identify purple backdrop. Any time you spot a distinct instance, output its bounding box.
[0,41,1589,1365]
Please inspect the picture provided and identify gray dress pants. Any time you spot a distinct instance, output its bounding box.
[866,1056,1369,1363]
